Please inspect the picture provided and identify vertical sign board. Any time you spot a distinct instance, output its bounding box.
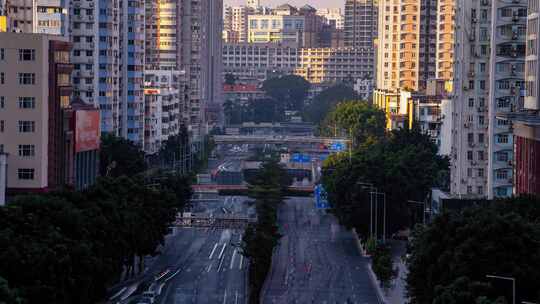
[75,110,101,152]
[314,184,330,209]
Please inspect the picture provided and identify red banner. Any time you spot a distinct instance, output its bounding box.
[75,110,100,152]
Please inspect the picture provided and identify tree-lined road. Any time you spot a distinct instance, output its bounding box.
[261,197,380,304]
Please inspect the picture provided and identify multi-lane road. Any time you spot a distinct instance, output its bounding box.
[261,197,381,304]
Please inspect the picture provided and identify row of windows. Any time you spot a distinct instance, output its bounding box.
[0,97,36,109]
[0,121,36,133]
[0,73,36,85]
[0,49,36,61]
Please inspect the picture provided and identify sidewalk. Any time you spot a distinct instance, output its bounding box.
[383,240,408,304]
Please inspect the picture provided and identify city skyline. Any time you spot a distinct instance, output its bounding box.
[225,0,342,9]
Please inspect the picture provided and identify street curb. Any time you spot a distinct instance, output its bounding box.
[367,263,388,304]
[351,228,387,304]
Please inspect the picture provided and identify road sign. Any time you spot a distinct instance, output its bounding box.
[314,184,330,209]
[291,153,311,163]
[330,142,345,152]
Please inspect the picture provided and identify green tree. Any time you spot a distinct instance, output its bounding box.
[406,196,540,304]
[371,245,396,288]
[321,101,386,147]
[0,277,25,304]
[322,127,448,238]
[99,134,146,177]
[303,84,358,125]
[262,75,310,112]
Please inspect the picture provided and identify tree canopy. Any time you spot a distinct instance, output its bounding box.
[241,159,290,303]
[320,101,386,146]
[406,196,540,304]
[303,84,359,125]
[322,127,449,238]
[99,134,146,177]
[0,174,191,304]
[262,75,310,112]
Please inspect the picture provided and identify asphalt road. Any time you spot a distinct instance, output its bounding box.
[261,197,381,304]
[158,227,247,304]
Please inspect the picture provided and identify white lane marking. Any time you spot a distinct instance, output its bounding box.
[217,255,225,272]
[209,243,219,259]
[230,249,237,269]
[235,290,238,304]
[218,243,227,259]
[206,262,213,273]
[239,255,243,270]
[222,289,228,304]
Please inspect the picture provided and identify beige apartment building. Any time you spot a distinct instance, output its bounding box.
[376,0,438,93]
[224,5,255,43]
[436,0,455,81]
[0,32,73,191]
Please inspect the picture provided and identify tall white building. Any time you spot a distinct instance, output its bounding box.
[451,0,492,198]
[451,0,527,198]
[487,0,528,198]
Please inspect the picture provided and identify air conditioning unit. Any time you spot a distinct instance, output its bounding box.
[89,2,94,7]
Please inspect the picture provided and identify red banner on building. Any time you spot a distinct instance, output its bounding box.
[75,110,100,152]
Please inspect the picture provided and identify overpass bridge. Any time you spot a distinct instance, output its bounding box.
[213,135,350,147]
[174,214,254,229]
[192,184,315,194]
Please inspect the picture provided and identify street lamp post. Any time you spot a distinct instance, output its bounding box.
[486,275,515,304]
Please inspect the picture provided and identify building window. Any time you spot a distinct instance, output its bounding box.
[496,188,508,197]
[17,168,35,180]
[0,120,4,132]
[18,121,35,133]
[477,186,483,195]
[54,51,70,63]
[478,150,484,160]
[18,73,35,85]
[18,145,35,157]
[0,72,4,84]
[18,97,35,109]
[496,170,508,180]
[0,96,4,109]
[478,168,484,177]
[18,49,36,61]
[0,48,4,60]
[497,134,509,143]
[467,185,473,194]
[467,150,473,160]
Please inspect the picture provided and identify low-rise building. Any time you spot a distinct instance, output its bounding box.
[223,42,374,87]
[224,84,265,104]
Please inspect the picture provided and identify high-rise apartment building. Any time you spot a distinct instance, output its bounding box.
[450,0,527,198]
[451,0,492,198]
[180,0,223,135]
[344,0,377,49]
[223,5,254,43]
[2,0,68,35]
[487,0,528,198]
[436,0,456,81]
[513,0,539,196]
[71,0,145,145]
[376,0,437,93]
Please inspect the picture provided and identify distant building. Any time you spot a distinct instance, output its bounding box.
[223,84,265,104]
[0,32,99,192]
[248,14,305,46]
[2,0,68,35]
[317,8,344,29]
[223,43,374,88]
[224,5,255,43]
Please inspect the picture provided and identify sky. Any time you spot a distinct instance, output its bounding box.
[224,0,343,10]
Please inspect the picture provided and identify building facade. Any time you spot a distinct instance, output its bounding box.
[2,0,68,35]
[487,0,528,198]
[224,5,255,43]
[344,0,377,49]
[317,8,344,29]
[223,42,374,87]
[513,0,540,196]
[376,0,437,93]
[451,0,492,198]
[436,0,456,81]
[247,14,305,46]
[0,33,73,191]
